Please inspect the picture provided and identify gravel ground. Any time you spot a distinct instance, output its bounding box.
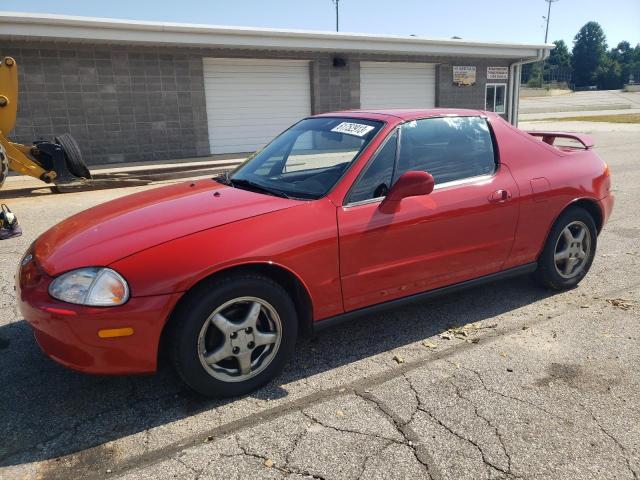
[0,124,638,480]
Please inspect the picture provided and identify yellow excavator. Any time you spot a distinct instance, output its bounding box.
[0,56,92,191]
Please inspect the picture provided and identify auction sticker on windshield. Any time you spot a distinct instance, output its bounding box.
[331,122,375,137]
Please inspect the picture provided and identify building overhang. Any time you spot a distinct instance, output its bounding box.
[0,12,553,59]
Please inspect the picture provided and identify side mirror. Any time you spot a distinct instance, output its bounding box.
[380,171,434,212]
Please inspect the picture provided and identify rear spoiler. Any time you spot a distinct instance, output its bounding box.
[526,131,594,150]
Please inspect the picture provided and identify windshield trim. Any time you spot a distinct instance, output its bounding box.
[227,116,388,201]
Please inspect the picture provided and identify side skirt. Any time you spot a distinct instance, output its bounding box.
[312,262,538,333]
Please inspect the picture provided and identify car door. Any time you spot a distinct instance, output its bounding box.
[337,116,520,312]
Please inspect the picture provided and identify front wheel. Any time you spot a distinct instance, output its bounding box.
[534,206,597,290]
[170,274,298,397]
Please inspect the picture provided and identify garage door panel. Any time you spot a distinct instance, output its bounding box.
[360,61,436,109]
[204,58,311,154]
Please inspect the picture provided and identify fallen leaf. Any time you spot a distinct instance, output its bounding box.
[499,352,508,358]
[336,410,345,417]
[264,459,274,468]
[606,298,633,310]
[393,355,405,364]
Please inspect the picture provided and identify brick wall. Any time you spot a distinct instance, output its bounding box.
[1,40,513,165]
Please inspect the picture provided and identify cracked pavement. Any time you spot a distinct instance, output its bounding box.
[1,126,639,480]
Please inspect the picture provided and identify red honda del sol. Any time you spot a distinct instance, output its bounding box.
[17,109,614,396]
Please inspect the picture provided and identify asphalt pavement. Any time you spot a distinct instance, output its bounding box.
[0,123,638,480]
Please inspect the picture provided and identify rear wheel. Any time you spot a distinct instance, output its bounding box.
[0,146,8,189]
[534,207,597,290]
[54,134,91,179]
[170,274,298,397]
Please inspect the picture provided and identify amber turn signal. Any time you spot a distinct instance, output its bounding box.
[98,327,134,338]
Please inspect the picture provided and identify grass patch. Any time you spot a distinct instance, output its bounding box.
[543,113,640,123]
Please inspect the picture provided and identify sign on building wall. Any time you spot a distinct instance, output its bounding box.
[487,67,509,80]
[453,66,476,86]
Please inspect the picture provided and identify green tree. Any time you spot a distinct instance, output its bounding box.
[548,40,571,69]
[610,41,640,85]
[572,22,607,87]
[545,40,572,84]
[597,55,622,89]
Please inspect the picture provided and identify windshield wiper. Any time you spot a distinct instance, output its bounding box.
[229,178,291,199]
[214,170,232,185]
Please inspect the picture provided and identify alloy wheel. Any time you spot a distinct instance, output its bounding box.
[197,296,282,383]
[553,220,591,279]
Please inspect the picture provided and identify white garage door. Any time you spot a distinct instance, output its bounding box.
[360,62,436,109]
[203,58,311,154]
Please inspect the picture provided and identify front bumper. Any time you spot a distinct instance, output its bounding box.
[17,257,182,375]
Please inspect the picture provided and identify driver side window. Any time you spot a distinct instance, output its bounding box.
[348,131,398,204]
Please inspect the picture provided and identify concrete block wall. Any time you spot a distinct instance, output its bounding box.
[0,41,211,164]
[1,39,513,165]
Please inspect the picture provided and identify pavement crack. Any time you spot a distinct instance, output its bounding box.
[300,408,404,446]
[416,404,516,479]
[173,454,202,479]
[580,404,639,480]
[456,362,568,423]
[232,433,327,480]
[445,375,514,477]
[354,388,435,480]
[356,439,395,480]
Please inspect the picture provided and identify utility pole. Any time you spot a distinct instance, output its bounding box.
[543,0,558,43]
[333,0,339,32]
[541,0,559,86]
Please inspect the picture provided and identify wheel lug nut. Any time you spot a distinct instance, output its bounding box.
[247,342,255,349]
[230,332,238,339]
[232,347,240,354]
[245,327,253,334]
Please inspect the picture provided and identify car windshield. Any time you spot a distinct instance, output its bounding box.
[224,117,384,199]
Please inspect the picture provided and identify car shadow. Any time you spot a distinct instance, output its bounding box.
[0,275,554,468]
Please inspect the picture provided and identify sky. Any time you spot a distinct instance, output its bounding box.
[1,0,639,48]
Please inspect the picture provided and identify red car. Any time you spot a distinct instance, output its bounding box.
[17,109,613,397]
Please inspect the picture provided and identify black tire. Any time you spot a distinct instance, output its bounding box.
[534,206,597,290]
[0,145,7,189]
[170,274,298,397]
[54,134,91,179]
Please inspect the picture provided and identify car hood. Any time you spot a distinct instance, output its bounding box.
[35,179,300,276]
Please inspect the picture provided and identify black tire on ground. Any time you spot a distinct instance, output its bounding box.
[0,146,8,189]
[534,206,598,290]
[54,134,91,179]
[170,274,298,397]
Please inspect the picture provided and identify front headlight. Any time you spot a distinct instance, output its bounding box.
[48,267,130,306]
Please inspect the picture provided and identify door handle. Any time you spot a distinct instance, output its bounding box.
[488,189,512,203]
